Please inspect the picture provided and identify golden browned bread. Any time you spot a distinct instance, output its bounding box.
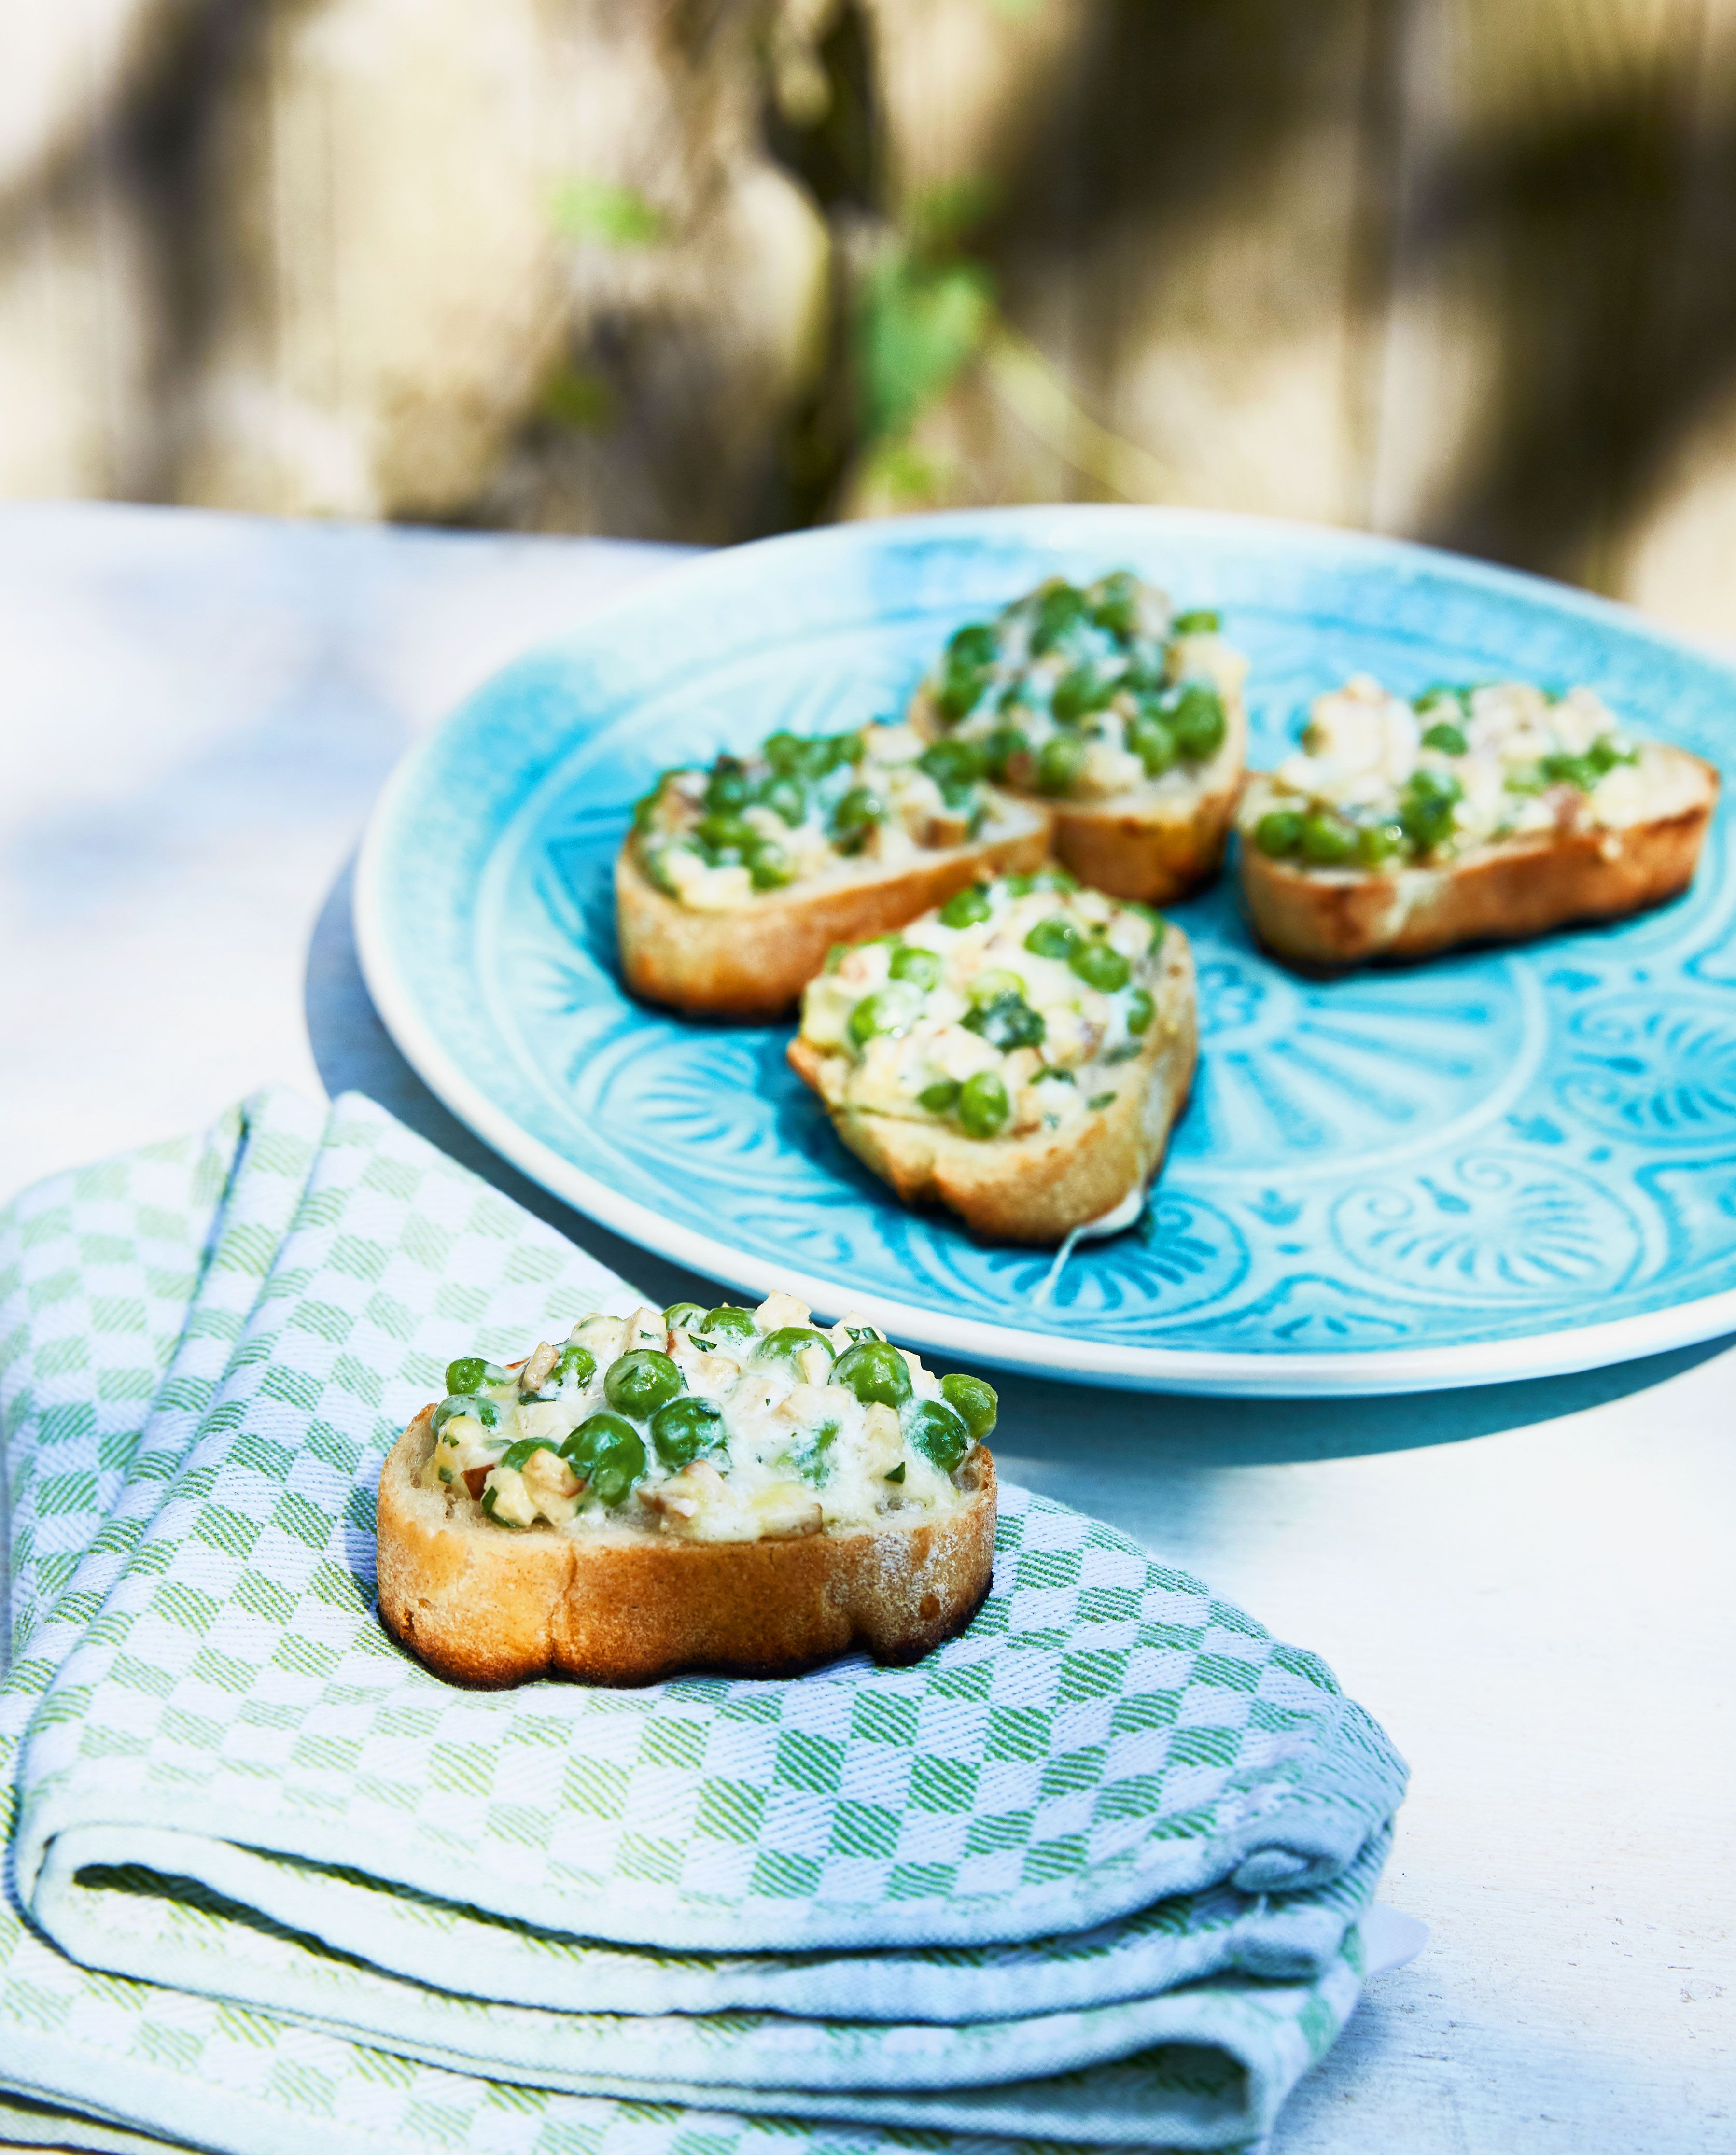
[788,925,1197,1245]
[616,815,1050,1022]
[377,1409,997,1687]
[1239,749,1718,969]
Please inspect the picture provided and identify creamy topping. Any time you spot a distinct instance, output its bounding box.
[1240,673,1684,869]
[632,719,1030,913]
[418,1294,995,1540]
[912,570,1246,804]
[797,870,1166,1139]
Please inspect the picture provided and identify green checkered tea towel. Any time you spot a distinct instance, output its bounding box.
[0,1090,1408,2155]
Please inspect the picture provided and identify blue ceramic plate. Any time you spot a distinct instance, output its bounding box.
[356,507,1736,1395]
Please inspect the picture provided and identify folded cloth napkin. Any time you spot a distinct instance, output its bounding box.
[0,1090,1409,2155]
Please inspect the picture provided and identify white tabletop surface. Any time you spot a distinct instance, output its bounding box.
[1,502,1730,2154]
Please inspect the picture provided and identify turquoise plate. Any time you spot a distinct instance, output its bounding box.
[356,507,1736,1395]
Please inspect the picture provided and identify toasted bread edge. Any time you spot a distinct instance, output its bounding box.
[377,1409,999,1687]
[615,816,1050,1020]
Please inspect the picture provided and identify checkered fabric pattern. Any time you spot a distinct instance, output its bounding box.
[0,1091,1405,2155]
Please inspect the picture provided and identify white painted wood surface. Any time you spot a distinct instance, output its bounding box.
[0,504,1730,2154]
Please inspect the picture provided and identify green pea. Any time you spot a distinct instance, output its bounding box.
[1421,721,1468,757]
[848,988,915,1049]
[649,1394,727,1469]
[1024,915,1082,962]
[445,1357,488,1398]
[1170,683,1227,760]
[747,841,792,891]
[1171,608,1221,636]
[1124,987,1155,1035]
[890,945,942,990]
[1090,571,1141,639]
[832,786,883,845]
[958,1069,1010,1138]
[704,761,752,813]
[432,1392,499,1436]
[1129,710,1177,776]
[603,1349,684,1419]
[833,1340,912,1408]
[553,1341,596,1389]
[1036,734,1087,796]
[754,1326,835,1376]
[696,812,755,855]
[983,725,1028,779]
[918,739,987,790]
[907,1397,971,1474]
[1356,821,1405,868]
[498,1436,563,1475]
[918,1078,960,1114]
[1254,809,1305,859]
[702,1305,758,1344]
[762,730,806,774]
[939,669,990,723]
[940,1371,998,1438]
[758,774,807,826]
[963,991,1045,1052]
[1300,814,1356,866]
[662,1303,706,1332]
[940,883,992,929]
[561,1413,646,1505]
[1399,767,1462,851]
[1031,581,1088,653]
[1541,751,1599,792]
[948,622,999,671]
[1070,940,1130,993]
[1052,665,1113,726]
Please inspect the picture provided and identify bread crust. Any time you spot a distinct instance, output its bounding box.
[1239,750,1719,969]
[788,927,1197,1245]
[616,809,1050,1022]
[377,1413,998,1687]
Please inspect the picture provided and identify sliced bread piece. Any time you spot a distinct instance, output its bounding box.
[907,569,1247,903]
[788,869,1197,1244]
[377,1296,999,1686]
[617,717,1048,1020]
[1238,673,1719,966]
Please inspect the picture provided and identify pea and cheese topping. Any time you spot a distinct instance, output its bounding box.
[797,871,1167,1140]
[419,1294,996,1541]
[631,719,1029,914]
[914,570,1246,805]
[1242,673,1698,869]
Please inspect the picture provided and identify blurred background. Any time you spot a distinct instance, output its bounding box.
[5,0,1736,637]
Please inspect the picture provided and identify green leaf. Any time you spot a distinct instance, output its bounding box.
[856,252,995,444]
[551,177,668,248]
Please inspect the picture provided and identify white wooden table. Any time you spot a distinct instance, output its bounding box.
[2,503,1730,2154]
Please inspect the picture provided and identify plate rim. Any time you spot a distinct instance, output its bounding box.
[354,503,1736,1397]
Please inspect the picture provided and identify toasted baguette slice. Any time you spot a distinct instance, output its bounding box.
[789,920,1197,1245]
[378,1410,996,1687]
[617,812,1049,1022]
[1239,750,1718,968]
